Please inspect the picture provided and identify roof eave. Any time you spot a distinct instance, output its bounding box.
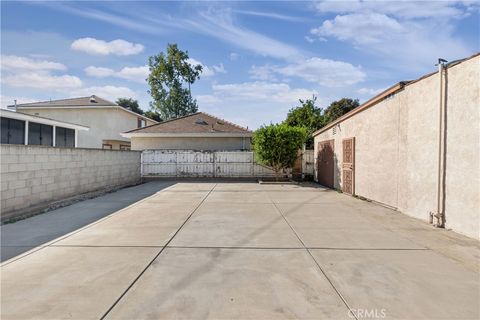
[14,105,158,123]
[0,110,90,131]
[121,132,253,138]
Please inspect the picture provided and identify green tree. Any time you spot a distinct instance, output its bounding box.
[253,124,308,180]
[147,43,202,120]
[116,98,144,115]
[323,98,359,124]
[284,96,323,149]
[144,110,163,122]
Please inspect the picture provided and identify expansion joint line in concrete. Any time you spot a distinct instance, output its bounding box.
[0,185,176,267]
[99,183,218,320]
[270,201,359,320]
[163,246,429,251]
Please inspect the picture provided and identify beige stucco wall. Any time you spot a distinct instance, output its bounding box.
[20,108,155,149]
[443,57,480,239]
[314,55,479,239]
[0,144,141,220]
[131,136,252,151]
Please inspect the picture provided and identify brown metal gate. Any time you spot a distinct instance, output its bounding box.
[342,137,355,195]
[317,140,335,188]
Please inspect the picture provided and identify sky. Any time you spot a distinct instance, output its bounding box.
[1,1,479,129]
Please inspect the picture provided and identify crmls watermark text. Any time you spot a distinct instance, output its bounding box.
[348,308,387,319]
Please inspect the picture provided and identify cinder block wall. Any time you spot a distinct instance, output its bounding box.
[1,145,141,219]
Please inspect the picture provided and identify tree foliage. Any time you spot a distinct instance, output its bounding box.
[323,98,359,124]
[283,97,360,149]
[116,98,144,115]
[253,124,307,179]
[284,96,323,148]
[116,98,162,122]
[147,43,202,120]
[144,110,163,122]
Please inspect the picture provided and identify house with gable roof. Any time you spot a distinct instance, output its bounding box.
[121,112,252,151]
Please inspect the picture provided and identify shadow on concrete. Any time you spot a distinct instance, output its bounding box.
[0,180,176,262]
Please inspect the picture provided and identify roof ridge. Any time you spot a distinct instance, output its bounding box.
[200,111,251,132]
[122,111,251,134]
[12,95,117,107]
[123,112,201,133]
[13,96,89,106]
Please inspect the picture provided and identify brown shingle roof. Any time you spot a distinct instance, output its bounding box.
[11,95,116,107]
[125,112,251,134]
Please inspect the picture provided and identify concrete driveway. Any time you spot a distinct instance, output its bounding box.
[1,182,479,319]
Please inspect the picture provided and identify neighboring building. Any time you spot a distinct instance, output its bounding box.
[122,112,252,151]
[9,95,157,150]
[312,53,479,239]
[0,109,89,147]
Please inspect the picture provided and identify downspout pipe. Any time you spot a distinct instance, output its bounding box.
[432,58,448,227]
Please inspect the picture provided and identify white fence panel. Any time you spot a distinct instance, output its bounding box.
[177,163,214,177]
[156,151,177,163]
[177,151,214,163]
[140,150,315,178]
[141,150,156,164]
[142,150,278,178]
[215,163,254,177]
[215,151,253,163]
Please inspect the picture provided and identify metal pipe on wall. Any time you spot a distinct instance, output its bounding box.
[433,58,448,227]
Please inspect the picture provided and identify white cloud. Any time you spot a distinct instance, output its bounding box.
[229,52,240,61]
[195,81,319,129]
[212,64,226,74]
[117,66,149,82]
[85,65,149,83]
[2,72,82,90]
[188,9,304,60]
[234,10,305,22]
[44,3,160,34]
[276,58,365,87]
[310,4,474,70]
[188,58,226,77]
[85,66,116,77]
[71,37,144,56]
[249,58,365,87]
[45,4,303,61]
[311,13,404,45]
[1,55,66,71]
[71,85,137,101]
[304,36,315,43]
[249,65,278,82]
[314,0,473,19]
[211,82,316,103]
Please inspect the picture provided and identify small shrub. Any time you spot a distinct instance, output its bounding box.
[253,124,307,180]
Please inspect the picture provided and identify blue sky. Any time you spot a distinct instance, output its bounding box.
[1,1,479,128]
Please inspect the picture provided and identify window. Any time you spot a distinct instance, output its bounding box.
[120,144,130,151]
[137,118,146,128]
[55,127,75,148]
[102,144,112,150]
[28,122,53,146]
[1,117,25,145]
